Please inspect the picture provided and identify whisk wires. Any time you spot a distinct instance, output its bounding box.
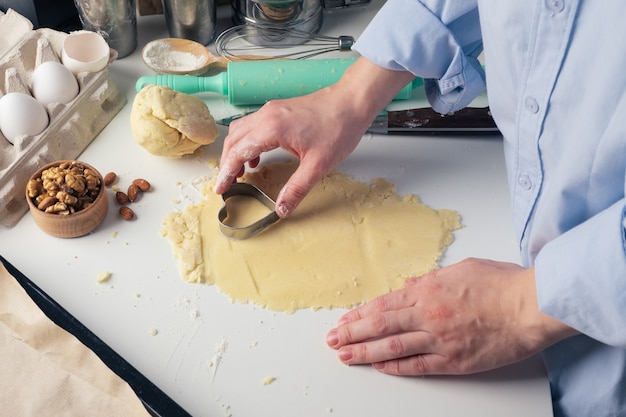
[216,24,355,61]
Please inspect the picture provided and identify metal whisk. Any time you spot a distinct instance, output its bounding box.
[215,24,355,61]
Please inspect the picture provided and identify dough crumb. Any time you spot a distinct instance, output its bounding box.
[149,328,158,336]
[262,376,276,385]
[96,271,111,283]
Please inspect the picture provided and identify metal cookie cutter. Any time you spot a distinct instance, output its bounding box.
[218,182,281,240]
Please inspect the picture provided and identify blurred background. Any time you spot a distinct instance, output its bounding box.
[0,0,81,31]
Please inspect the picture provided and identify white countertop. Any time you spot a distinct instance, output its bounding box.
[0,1,554,416]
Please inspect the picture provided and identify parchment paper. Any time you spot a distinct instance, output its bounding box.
[0,263,150,417]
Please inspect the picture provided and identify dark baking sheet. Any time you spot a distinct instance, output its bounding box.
[0,255,192,417]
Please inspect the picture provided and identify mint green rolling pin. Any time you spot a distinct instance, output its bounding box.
[135,58,420,106]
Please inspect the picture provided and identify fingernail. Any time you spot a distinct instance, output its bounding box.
[276,201,292,218]
[372,362,385,370]
[326,329,338,347]
[338,347,353,362]
[404,278,417,287]
[214,173,228,193]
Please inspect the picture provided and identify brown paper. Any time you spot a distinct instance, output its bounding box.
[0,263,150,417]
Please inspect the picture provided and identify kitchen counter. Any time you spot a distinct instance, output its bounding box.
[0,1,554,416]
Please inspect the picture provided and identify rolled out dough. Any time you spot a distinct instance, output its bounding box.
[161,161,461,313]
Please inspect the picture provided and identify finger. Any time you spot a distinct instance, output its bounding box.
[215,140,275,194]
[372,353,449,376]
[214,164,244,194]
[274,163,326,217]
[404,277,419,287]
[336,329,433,367]
[328,306,421,349]
[336,286,419,329]
[248,156,260,169]
[217,114,254,166]
[231,157,259,184]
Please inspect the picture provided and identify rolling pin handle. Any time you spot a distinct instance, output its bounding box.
[135,73,229,96]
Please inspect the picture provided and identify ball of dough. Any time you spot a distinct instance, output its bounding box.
[130,85,220,158]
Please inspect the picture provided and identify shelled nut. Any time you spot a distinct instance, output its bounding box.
[119,206,135,220]
[127,183,140,202]
[132,178,151,191]
[115,191,129,205]
[103,172,117,187]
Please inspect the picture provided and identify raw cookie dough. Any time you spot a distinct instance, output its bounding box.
[130,85,219,158]
[161,161,462,313]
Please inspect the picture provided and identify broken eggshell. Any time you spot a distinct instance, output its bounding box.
[61,31,110,74]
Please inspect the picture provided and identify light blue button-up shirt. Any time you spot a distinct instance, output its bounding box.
[355,1,626,415]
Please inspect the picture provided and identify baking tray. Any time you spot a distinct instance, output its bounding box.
[0,255,192,417]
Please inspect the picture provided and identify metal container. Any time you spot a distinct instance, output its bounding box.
[162,0,217,46]
[73,0,137,58]
[232,0,323,35]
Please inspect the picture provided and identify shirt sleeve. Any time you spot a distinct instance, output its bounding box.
[535,197,626,348]
[353,0,486,114]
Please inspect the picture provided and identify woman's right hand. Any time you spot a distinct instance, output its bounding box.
[214,57,416,218]
[214,88,367,217]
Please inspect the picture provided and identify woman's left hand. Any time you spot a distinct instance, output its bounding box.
[326,258,578,375]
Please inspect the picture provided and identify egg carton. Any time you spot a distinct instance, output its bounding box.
[0,9,126,228]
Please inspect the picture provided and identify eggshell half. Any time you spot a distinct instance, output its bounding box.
[61,31,110,74]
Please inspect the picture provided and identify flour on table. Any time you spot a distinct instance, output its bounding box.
[161,160,462,313]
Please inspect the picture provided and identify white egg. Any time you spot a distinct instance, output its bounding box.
[0,92,50,144]
[31,61,79,106]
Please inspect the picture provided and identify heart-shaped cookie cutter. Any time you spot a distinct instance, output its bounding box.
[218,182,281,240]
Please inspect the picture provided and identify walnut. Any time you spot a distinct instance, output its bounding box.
[66,173,86,194]
[56,191,78,206]
[85,173,100,192]
[26,178,43,198]
[45,201,70,215]
[29,161,102,215]
[43,176,61,193]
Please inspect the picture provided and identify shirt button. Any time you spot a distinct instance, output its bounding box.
[546,0,564,13]
[518,175,532,190]
[525,97,539,114]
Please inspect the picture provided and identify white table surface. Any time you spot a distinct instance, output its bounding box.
[0,1,554,416]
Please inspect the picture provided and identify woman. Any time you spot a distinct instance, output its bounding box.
[215,1,626,415]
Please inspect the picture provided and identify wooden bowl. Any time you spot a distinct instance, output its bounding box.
[25,160,108,238]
